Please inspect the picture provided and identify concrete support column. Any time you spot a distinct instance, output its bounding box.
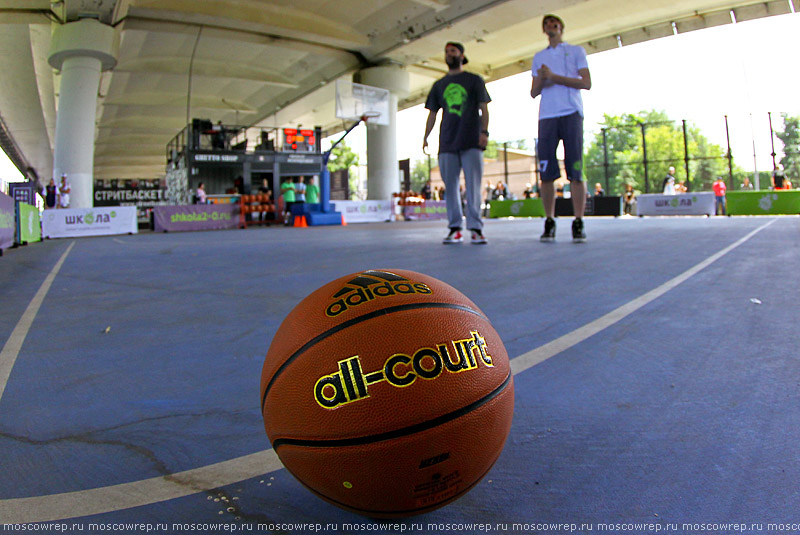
[49,19,117,209]
[356,65,409,201]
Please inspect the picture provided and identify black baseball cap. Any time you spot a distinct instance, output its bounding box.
[445,41,468,64]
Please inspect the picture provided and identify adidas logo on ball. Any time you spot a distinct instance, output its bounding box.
[325,270,432,318]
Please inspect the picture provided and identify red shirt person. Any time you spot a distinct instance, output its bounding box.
[712,177,727,216]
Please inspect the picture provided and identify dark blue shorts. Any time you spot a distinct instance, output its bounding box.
[538,112,584,182]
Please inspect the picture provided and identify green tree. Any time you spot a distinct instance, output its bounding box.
[690,135,726,191]
[484,140,499,159]
[512,139,529,150]
[585,112,659,195]
[775,113,800,181]
[732,168,770,190]
[410,157,437,193]
[486,139,528,160]
[327,143,359,199]
[327,142,358,172]
[585,110,728,194]
[497,139,530,151]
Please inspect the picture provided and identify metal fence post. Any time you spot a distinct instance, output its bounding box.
[640,123,649,193]
[602,128,610,194]
[682,120,691,192]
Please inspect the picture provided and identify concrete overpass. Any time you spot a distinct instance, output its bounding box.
[0,0,796,196]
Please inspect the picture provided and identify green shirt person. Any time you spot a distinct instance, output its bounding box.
[305,177,320,204]
[281,179,295,203]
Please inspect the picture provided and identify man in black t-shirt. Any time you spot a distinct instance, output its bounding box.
[772,167,786,189]
[423,42,490,244]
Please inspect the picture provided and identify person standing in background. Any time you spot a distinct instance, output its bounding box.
[623,184,636,215]
[294,176,306,206]
[712,176,727,216]
[530,14,592,243]
[305,176,320,204]
[43,178,58,210]
[772,167,786,190]
[281,178,296,224]
[258,178,272,221]
[195,182,207,204]
[58,174,71,208]
[662,167,677,195]
[423,41,491,245]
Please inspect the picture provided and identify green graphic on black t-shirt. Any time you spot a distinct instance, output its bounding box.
[425,71,491,153]
[444,83,468,117]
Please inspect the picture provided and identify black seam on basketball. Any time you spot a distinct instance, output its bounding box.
[261,302,487,410]
[271,371,511,449]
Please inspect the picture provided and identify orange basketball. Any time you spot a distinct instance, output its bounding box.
[260,269,514,517]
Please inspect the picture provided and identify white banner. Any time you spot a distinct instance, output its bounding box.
[333,200,393,223]
[42,206,138,238]
[636,192,716,216]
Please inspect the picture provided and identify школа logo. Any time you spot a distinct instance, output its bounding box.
[65,211,117,225]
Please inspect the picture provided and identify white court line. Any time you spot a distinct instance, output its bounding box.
[0,451,283,524]
[0,242,75,403]
[511,218,776,375]
[0,220,776,523]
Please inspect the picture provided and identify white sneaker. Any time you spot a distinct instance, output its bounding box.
[442,229,463,244]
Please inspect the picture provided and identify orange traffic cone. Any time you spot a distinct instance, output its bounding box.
[294,215,307,227]
[341,214,347,226]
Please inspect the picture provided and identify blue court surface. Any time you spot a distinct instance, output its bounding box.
[1,216,798,535]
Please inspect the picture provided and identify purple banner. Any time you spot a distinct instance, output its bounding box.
[402,201,448,221]
[0,191,15,251]
[153,204,239,232]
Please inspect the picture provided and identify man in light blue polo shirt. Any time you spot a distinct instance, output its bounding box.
[531,14,592,242]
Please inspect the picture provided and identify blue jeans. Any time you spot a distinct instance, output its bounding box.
[715,196,726,215]
[439,149,484,231]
